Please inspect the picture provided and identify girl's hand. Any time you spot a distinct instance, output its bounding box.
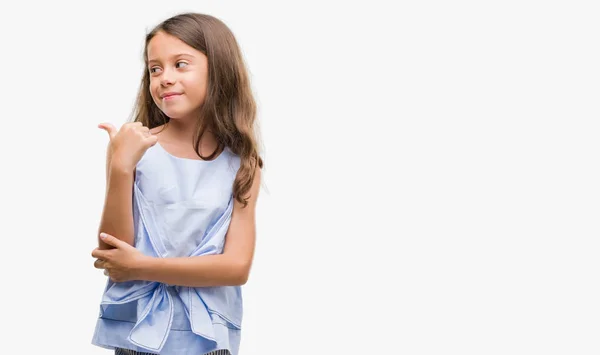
[92,233,150,283]
[98,122,158,172]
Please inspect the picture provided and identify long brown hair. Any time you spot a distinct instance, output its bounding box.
[129,12,263,208]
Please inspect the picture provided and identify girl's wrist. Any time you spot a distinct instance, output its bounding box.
[109,160,134,175]
[136,255,156,282]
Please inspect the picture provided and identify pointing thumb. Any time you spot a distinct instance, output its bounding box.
[98,122,117,139]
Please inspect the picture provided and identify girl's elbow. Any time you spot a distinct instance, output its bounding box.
[233,276,248,286]
[235,263,251,285]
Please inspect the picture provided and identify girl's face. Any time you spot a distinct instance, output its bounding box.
[146,31,209,121]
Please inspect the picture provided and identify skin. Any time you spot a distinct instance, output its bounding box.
[96,122,157,250]
[91,30,260,287]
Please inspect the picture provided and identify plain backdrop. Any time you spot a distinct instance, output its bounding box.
[0,0,598,354]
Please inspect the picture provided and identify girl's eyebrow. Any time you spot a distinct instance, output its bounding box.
[148,53,194,64]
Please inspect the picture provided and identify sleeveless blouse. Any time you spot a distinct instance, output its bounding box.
[92,142,243,355]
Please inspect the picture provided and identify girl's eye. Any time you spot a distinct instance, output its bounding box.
[148,62,187,74]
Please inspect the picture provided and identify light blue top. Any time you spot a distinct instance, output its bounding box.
[92,142,243,355]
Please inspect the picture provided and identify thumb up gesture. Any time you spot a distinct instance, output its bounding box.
[98,122,158,173]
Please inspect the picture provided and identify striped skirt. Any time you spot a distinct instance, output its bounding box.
[115,348,231,355]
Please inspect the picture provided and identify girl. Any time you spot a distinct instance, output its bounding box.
[90,12,263,355]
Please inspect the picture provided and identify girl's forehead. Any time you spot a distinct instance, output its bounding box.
[148,32,193,56]
[146,31,207,64]
[149,34,180,49]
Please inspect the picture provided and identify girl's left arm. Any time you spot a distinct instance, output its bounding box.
[139,166,261,287]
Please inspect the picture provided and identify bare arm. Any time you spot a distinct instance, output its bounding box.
[96,121,157,250]
[136,166,261,287]
[97,160,135,250]
[139,254,248,287]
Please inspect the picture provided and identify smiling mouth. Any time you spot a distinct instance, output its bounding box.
[162,94,182,100]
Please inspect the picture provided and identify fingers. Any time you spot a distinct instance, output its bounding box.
[93,258,111,277]
[99,122,156,152]
[91,248,109,260]
[135,125,158,147]
[126,122,144,130]
[127,123,156,142]
[94,259,106,269]
[99,232,123,248]
[99,122,147,137]
[146,134,159,146]
[141,127,152,139]
[138,125,151,136]
[98,122,117,139]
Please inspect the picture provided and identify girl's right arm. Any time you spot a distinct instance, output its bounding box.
[97,161,135,250]
[96,122,157,250]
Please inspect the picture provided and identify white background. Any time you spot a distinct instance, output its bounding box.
[0,1,598,354]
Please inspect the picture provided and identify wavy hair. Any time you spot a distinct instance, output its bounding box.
[129,12,263,208]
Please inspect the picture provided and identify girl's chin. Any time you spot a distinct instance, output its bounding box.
[161,107,202,121]
[160,109,186,119]
[162,112,196,121]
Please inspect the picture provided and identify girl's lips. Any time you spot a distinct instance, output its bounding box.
[163,93,182,100]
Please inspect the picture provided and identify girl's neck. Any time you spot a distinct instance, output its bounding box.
[161,118,220,157]
[164,118,197,142]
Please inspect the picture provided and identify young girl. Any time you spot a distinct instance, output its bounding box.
[90,12,263,355]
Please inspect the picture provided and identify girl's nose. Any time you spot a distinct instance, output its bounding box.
[160,69,175,86]
[161,77,174,87]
